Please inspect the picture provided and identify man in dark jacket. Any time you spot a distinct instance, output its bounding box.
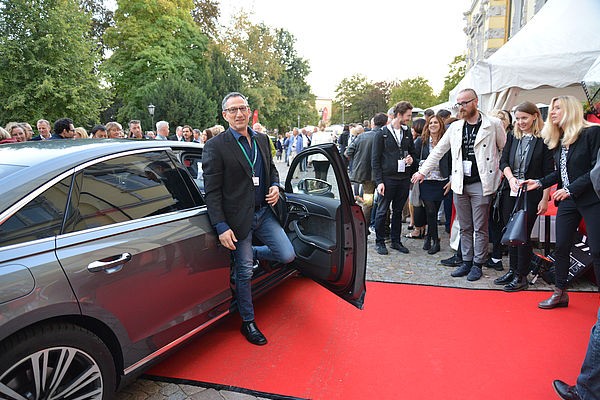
[371,101,418,255]
[203,92,295,346]
[346,112,387,225]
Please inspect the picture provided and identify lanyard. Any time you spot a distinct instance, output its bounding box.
[237,137,258,176]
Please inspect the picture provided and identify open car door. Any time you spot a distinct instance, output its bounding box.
[283,143,366,309]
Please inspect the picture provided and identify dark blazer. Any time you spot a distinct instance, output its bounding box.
[202,127,279,239]
[539,125,600,207]
[371,125,417,185]
[500,132,554,182]
[414,136,451,179]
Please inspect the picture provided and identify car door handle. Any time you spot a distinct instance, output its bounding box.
[88,253,132,274]
[291,220,334,253]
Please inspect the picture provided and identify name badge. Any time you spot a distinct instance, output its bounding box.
[397,159,406,173]
[252,176,260,186]
[463,160,472,177]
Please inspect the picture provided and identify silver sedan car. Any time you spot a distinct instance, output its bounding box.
[0,139,366,399]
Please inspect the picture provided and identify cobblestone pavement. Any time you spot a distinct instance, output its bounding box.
[115,160,596,400]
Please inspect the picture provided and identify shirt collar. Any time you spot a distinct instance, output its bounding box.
[229,126,256,141]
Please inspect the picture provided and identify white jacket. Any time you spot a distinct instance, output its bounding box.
[418,113,506,196]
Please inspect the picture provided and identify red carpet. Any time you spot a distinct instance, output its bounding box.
[147,278,599,399]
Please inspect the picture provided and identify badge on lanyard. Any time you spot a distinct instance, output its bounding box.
[252,176,260,186]
[463,160,472,177]
[397,159,406,173]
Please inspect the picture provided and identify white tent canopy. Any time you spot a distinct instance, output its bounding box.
[450,0,600,112]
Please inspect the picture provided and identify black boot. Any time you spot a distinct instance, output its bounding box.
[428,239,440,255]
[503,274,529,292]
[494,269,514,285]
[423,235,431,251]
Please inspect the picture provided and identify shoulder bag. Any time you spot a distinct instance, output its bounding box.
[500,187,528,246]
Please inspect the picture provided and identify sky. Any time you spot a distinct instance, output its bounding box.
[218,0,473,99]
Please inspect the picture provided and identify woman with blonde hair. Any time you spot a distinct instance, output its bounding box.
[495,102,553,291]
[524,95,600,308]
[413,115,451,254]
[74,127,89,139]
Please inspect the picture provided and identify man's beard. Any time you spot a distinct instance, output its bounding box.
[460,107,478,120]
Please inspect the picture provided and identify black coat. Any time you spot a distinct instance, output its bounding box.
[414,136,451,179]
[202,127,279,239]
[539,125,600,207]
[371,125,417,184]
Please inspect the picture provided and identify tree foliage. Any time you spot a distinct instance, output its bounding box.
[0,0,108,126]
[139,76,217,129]
[438,54,466,103]
[104,0,209,123]
[218,12,313,131]
[80,0,114,55]
[389,77,437,109]
[331,75,390,124]
[192,0,220,38]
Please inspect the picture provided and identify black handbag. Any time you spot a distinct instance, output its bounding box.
[501,187,528,246]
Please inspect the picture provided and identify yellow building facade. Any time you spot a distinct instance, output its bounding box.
[464,0,548,68]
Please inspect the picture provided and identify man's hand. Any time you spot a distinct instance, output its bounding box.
[377,183,385,196]
[411,172,425,184]
[405,154,413,167]
[266,185,280,206]
[219,229,237,250]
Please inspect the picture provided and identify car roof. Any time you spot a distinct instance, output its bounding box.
[0,139,202,215]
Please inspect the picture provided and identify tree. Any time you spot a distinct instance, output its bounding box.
[218,12,283,123]
[389,77,437,109]
[331,74,389,124]
[80,0,114,56]
[0,0,108,126]
[438,55,466,103]
[192,0,220,38]
[104,0,209,122]
[269,28,315,131]
[139,76,217,129]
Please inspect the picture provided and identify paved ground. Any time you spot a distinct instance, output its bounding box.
[115,160,597,400]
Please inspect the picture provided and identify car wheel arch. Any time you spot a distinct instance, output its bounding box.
[0,321,119,399]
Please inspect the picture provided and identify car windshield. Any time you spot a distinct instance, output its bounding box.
[0,164,26,179]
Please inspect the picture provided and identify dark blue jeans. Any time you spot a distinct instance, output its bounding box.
[375,178,410,245]
[576,307,600,399]
[232,207,295,322]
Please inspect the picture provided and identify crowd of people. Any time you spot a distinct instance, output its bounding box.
[1,88,599,398]
[0,117,227,144]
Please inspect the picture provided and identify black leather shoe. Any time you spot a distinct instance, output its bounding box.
[503,274,528,292]
[494,270,515,285]
[390,242,409,253]
[241,321,267,345]
[553,380,581,400]
[441,254,462,266]
[375,243,388,255]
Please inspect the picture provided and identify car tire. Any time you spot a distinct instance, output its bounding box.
[0,322,117,400]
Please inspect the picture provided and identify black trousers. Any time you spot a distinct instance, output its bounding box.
[423,200,442,240]
[553,198,600,289]
[501,189,543,275]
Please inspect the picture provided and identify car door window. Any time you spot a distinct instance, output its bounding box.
[0,176,72,247]
[180,153,204,194]
[288,153,340,200]
[64,151,198,233]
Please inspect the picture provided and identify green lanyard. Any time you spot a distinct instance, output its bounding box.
[236,136,258,176]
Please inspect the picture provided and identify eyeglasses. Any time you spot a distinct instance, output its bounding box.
[224,106,250,115]
[454,98,477,108]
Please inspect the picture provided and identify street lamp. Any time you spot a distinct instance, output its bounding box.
[147,104,155,129]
